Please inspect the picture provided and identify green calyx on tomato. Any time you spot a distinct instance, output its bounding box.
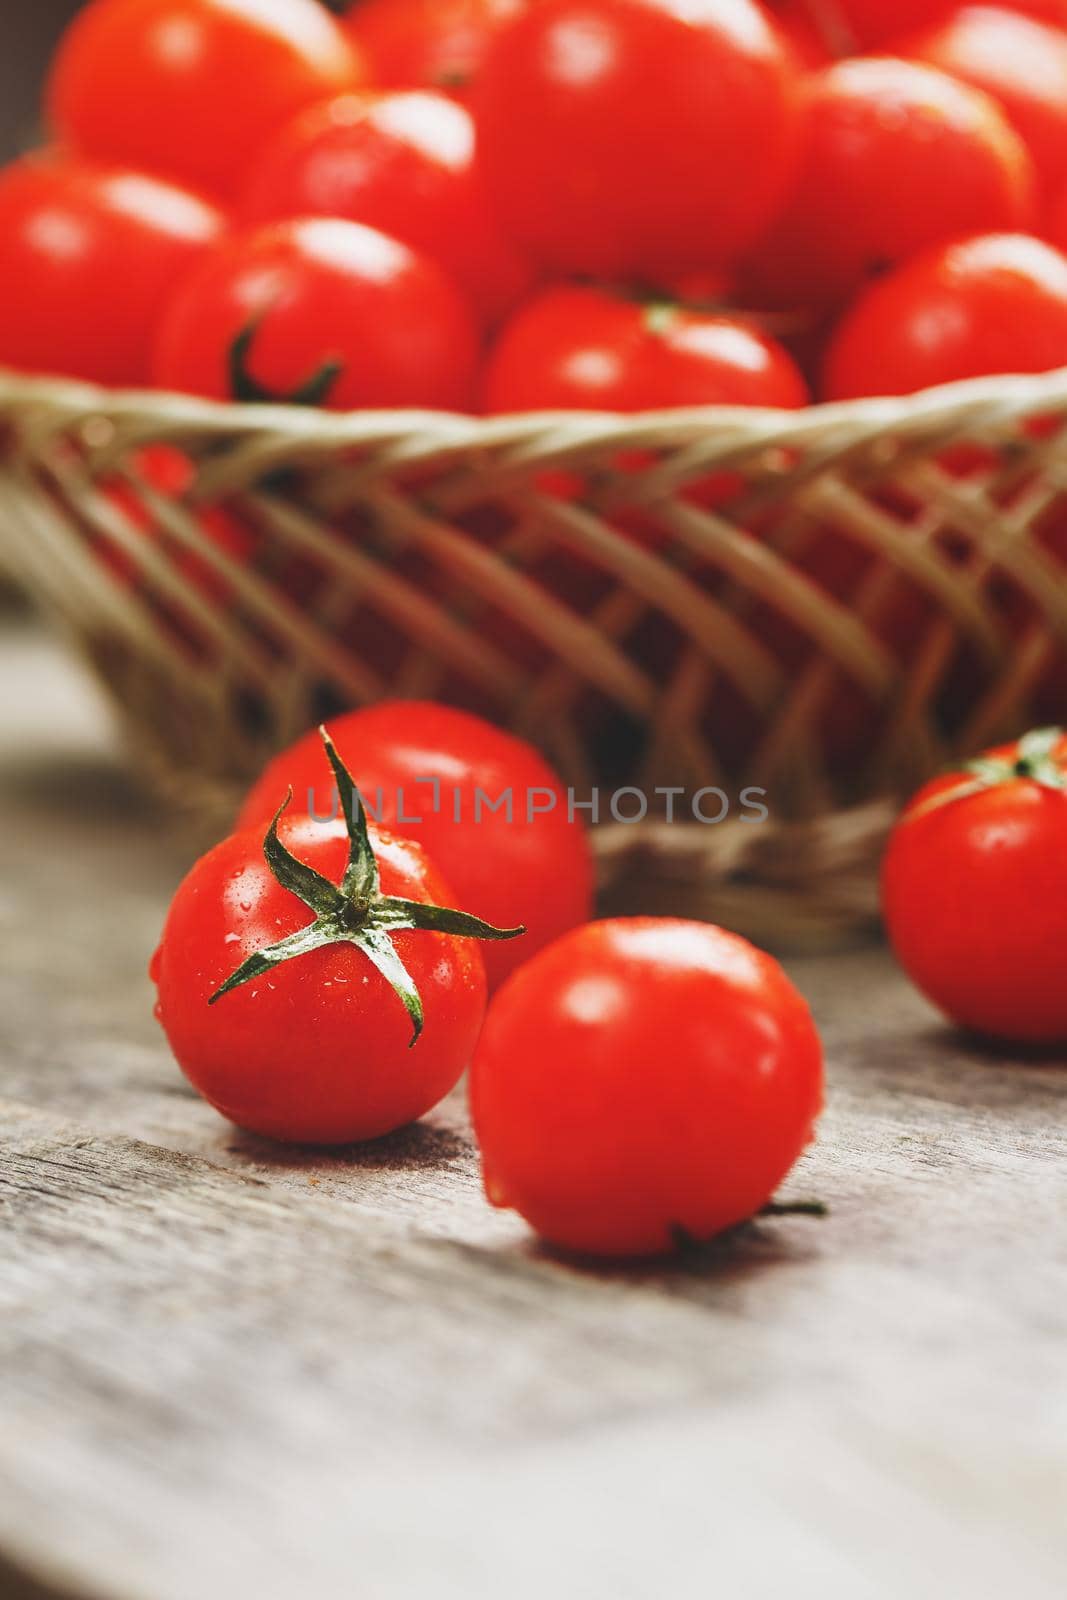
[966,725,1067,791]
[228,319,344,408]
[907,726,1066,824]
[210,726,525,1041]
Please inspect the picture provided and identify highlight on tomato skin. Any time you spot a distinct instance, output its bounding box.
[474,0,803,279]
[469,917,825,1259]
[0,152,225,389]
[882,728,1067,1046]
[46,0,364,200]
[239,89,535,327]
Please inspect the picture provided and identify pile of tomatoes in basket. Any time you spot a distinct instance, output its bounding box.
[8,0,1067,412]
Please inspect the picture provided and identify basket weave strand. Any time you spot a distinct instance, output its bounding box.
[3,365,1067,946]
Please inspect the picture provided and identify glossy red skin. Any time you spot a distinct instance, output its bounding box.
[747,58,1035,308]
[152,217,480,411]
[482,286,809,412]
[47,0,361,199]
[897,7,1067,201]
[237,702,595,989]
[475,0,799,277]
[0,153,223,387]
[152,814,487,1143]
[343,0,525,100]
[240,91,534,325]
[470,917,825,1257]
[823,233,1067,400]
[882,737,1067,1042]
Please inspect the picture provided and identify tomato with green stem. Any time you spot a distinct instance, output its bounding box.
[470,917,825,1258]
[152,217,480,410]
[482,286,809,412]
[48,0,362,199]
[883,728,1067,1044]
[152,729,523,1144]
[237,701,595,990]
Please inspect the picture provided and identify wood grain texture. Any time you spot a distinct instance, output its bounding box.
[1,623,1066,1600]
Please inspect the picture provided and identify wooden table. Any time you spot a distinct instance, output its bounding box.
[2,622,1065,1600]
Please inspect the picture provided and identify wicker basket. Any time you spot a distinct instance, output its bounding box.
[3,365,1067,947]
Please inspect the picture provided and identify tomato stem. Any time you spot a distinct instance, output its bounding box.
[210,726,525,1041]
[228,320,344,408]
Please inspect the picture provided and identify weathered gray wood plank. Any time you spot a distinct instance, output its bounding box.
[2,623,1066,1600]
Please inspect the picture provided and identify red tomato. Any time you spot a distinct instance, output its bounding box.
[747,58,1035,308]
[152,217,480,410]
[0,152,223,387]
[482,286,809,412]
[823,233,1067,400]
[237,701,595,989]
[470,918,825,1257]
[240,91,534,324]
[343,0,525,99]
[475,0,800,277]
[152,793,512,1143]
[883,728,1067,1042]
[47,0,361,199]
[897,7,1067,201]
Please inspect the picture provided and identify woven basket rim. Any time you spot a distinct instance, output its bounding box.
[3,361,1067,453]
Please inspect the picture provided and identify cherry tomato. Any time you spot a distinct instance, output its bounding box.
[823,233,1067,400]
[475,0,800,277]
[747,58,1035,308]
[883,727,1067,1042]
[0,152,223,388]
[240,91,534,325]
[343,0,525,99]
[470,917,825,1257]
[47,0,361,200]
[482,286,809,412]
[898,7,1067,201]
[152,217,480,410]
[237,701,595,989]
[153,731,524,1143]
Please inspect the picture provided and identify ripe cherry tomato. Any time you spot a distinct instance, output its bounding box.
[152,217,480,411]
[898,7,1067,201]
[470,917,825,1257]
[747,58,1035,307]
[237,701,595,989]
[475,0,800,277]
[823,233,1067,400]
[0,152,223,388]
[482,287,809,412]
[343,0,524,99]
[883,727,1067,1042]
[153,732,522,1143]
[240,91,534,325]
[47,0,361,200]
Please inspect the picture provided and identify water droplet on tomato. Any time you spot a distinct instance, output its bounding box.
[148,945,162,982]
